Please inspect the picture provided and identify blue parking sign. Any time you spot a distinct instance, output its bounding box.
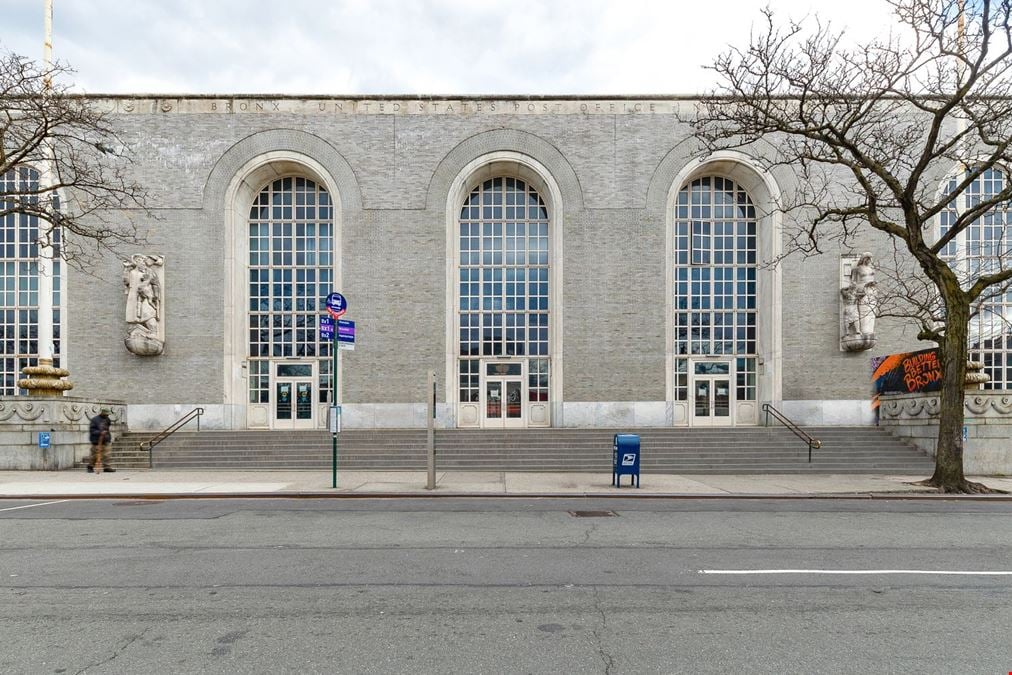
[38,431,51,449]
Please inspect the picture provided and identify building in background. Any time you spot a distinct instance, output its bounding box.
[5,96,1005,431]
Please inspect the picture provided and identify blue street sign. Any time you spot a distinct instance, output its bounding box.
[326,292,347,319]
[320,315,335,341]
[337,319,355,343]
[38,431,51,449]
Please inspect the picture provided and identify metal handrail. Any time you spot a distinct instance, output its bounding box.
[141,407,204,468]
[762,403,821,463]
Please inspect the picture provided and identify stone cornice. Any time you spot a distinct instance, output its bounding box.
[73,96,696,116]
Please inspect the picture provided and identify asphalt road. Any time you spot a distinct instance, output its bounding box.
[2,498,1011,674]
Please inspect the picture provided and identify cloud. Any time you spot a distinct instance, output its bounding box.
[0,0,899,94]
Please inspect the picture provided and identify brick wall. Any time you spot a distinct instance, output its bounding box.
[65,99,921,407]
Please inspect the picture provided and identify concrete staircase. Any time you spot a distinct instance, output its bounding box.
[99,426,934,474]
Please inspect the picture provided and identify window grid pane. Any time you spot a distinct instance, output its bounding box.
[942,168,1012,389]
[458,177,550,400]
[248,177,334,404]
[0,167,63,395]
[674,176,757,401]
[528,357,549,402]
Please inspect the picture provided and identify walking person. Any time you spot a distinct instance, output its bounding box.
[87,408,115,473]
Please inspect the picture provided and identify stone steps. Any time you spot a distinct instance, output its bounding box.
[92,426,935,474]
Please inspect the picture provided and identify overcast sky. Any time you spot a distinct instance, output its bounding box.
[0,0,899,95]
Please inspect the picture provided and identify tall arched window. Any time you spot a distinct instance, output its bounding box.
[0,166,63,395]
[673,176,757,417]
[247,176,334,412]
[457,177,550,424]
[941,167,1012,389]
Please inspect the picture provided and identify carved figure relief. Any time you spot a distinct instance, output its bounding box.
[840,252,878,352]
[123,254,165,356]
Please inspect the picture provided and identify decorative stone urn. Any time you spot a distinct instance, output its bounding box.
[965,360,990,389]
[17,359,74,398]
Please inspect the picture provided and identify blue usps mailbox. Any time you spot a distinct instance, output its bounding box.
[612,433,640,488]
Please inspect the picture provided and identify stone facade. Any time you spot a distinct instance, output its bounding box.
[50,96,935,429]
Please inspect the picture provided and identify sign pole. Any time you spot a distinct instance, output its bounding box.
[332,331,338,489]
[324,292,347,490]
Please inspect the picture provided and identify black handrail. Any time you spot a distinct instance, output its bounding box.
[141,407,204,468]
[762,403,821,463]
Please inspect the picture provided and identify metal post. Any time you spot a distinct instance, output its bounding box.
[331,334,339,488]
[426,370,436,490]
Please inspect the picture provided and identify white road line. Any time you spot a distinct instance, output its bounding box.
[699,569,1012,576]
[0,499,68,513]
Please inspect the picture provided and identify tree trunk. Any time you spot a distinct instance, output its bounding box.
[921,293,993,493]
[929,297,968,487]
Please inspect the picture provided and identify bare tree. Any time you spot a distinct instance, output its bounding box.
[689,0,1012,492]
[1,49,146,265]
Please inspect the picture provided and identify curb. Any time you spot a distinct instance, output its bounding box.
[3,491,1012,501]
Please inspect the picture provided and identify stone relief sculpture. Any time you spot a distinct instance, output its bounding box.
[840,252,878,352]
[123,254,165,356]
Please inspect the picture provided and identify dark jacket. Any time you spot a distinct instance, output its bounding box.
[89,414,112,445]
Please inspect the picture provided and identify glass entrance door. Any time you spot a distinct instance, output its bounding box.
[273,362,316,429]
[481,362,525,428]
[690,360,734,426]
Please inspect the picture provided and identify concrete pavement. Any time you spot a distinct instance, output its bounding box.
[1,469,1011,498]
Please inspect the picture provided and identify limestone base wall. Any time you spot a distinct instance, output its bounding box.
[0,397,126,470]
[878,391,1012,475]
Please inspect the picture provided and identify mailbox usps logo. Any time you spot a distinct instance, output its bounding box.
[621,453,636,466]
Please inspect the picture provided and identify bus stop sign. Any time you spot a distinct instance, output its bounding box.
[326,292,347,319]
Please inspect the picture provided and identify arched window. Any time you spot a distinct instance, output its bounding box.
[247,176,334,407]
[0,166,63,395]
[941,167,1012,389]
[457,177,550,413]
[673,176,757,404]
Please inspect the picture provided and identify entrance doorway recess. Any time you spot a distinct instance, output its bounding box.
[272,362,317,429]
[691,360,734,426]
[482,361,525,428]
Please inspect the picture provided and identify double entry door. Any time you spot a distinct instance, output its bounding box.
[273,362,317,429]
[691,360,734,426]
[482,361,525,428]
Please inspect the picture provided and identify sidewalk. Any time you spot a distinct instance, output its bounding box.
[2,470,1011,499]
